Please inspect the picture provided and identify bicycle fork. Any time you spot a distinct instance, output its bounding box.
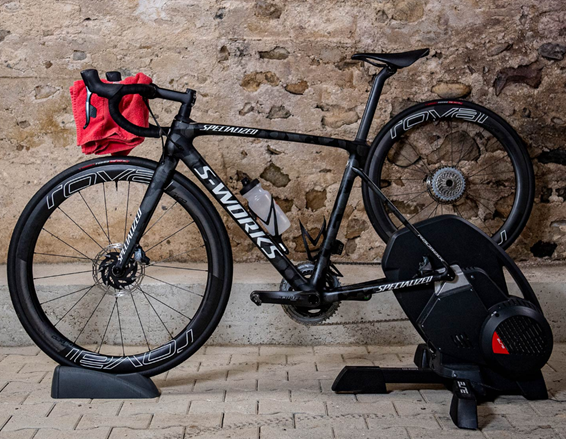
[113,152,179,274]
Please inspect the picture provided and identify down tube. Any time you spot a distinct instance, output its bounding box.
[178,146,311,292]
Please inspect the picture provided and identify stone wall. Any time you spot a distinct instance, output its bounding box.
[1,0,566,264]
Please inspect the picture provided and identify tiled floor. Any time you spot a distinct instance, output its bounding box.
[0,344,564,438]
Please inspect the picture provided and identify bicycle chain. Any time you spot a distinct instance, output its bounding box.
[312,260,409,326]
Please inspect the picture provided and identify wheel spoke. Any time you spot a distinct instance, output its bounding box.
[124,182,131,243]
[146,264,208,273]
[40,285,94,305]
[150,245,205,265]
[467,195,495,235]
[34,253,91,261]
[34,270,92,280]
[131,293,151,351]
[407,200,436,223]
[97,299,116,353]
[144,274,203,298]
[41,228,93,261]
[58,207,104,250]
[79,192,111,244]
[54,285,96,327]
[139,287,194,320]
[73,290,107,344]
[143,201,179,238]
[145,222,195,253]
[467,155,509,178]
[139,288,174,338]
[102,183,111,244]
[116,298,125,356]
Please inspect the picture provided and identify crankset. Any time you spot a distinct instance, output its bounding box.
[279,262,341,326]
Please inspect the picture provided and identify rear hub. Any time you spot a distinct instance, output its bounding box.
[426,166,466,204]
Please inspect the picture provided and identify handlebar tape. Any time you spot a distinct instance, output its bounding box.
[81,69,161,138]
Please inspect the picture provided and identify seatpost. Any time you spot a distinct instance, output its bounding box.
[355,67,396,143]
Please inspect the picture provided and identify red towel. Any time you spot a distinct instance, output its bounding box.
[70,73,152,156]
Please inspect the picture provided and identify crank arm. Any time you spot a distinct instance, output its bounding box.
[250,290,321,308]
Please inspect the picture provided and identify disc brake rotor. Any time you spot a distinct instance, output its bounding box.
[280,262,340,326]
[93,243,145,297]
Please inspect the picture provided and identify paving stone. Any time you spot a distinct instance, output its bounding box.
[0,345,564,437]
[259,400,325,415]
[260,426,332,438]
[120,399,190,416]
[110,426,184,439]
[355,390,424,403]
[197,355,232,367]
[0,415,11,430]
[18,362,58,374]
[436,414,512,431]
[222,413,294,429]
[0,430,37,439]
[295,413,367,429]
[260,346,314,356]
[225,390,290,402]
[35,427,111,439]
[529,398,566,416]
[291,390,356,403]
[366,413,441,429]
[314,346,368,355]
[327,401,396,416]
[483,425,564,438]
[194,378,257,393]
[406,427,482,438]
[50,401,122,417]
[257,379,319,392]
[505,413,566,427]
[189,400,256,415]
[206,346,259,355]
[151,413,222,429]
[259,362,315,375]
[0,402,52,417]
[185,427,259,439]
[77,413,152,429]
[0,347,40,356]
[228,355,274,365]
[3,414,81,431]
[334,425,409,438]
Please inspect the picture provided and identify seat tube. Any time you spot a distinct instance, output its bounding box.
[310,154,359,290]
[355,67,395,143]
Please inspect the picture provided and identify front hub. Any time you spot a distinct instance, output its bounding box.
[92,243,145,297]
[426,166,466,204]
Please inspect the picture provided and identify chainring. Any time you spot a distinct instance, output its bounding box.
[280,262,341,326]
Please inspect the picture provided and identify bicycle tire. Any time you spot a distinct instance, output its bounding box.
[362,100,534,249]
[8,156,232,376]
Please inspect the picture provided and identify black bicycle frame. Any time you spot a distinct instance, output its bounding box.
[114,66,455,302]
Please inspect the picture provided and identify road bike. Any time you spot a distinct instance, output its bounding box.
[8,49,537,377]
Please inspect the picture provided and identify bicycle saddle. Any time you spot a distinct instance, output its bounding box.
[352,48,430,69]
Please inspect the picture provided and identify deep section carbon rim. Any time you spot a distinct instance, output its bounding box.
[364,102,533,248]
[9,159,229,375]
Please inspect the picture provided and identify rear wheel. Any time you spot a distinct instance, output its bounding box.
[363,101,534,249]
[8,157,232,376]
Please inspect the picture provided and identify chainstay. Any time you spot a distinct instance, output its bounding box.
[333,260,381,266]
[317,260,395,325]
[317,317,409,326]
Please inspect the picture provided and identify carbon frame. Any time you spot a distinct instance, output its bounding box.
[169,120,452,300]
[115,66,455,303]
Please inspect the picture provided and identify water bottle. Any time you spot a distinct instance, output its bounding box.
[240,178,291,236]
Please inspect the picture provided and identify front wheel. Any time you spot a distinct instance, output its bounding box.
[363,100,534,249]
[8,156,232,376]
